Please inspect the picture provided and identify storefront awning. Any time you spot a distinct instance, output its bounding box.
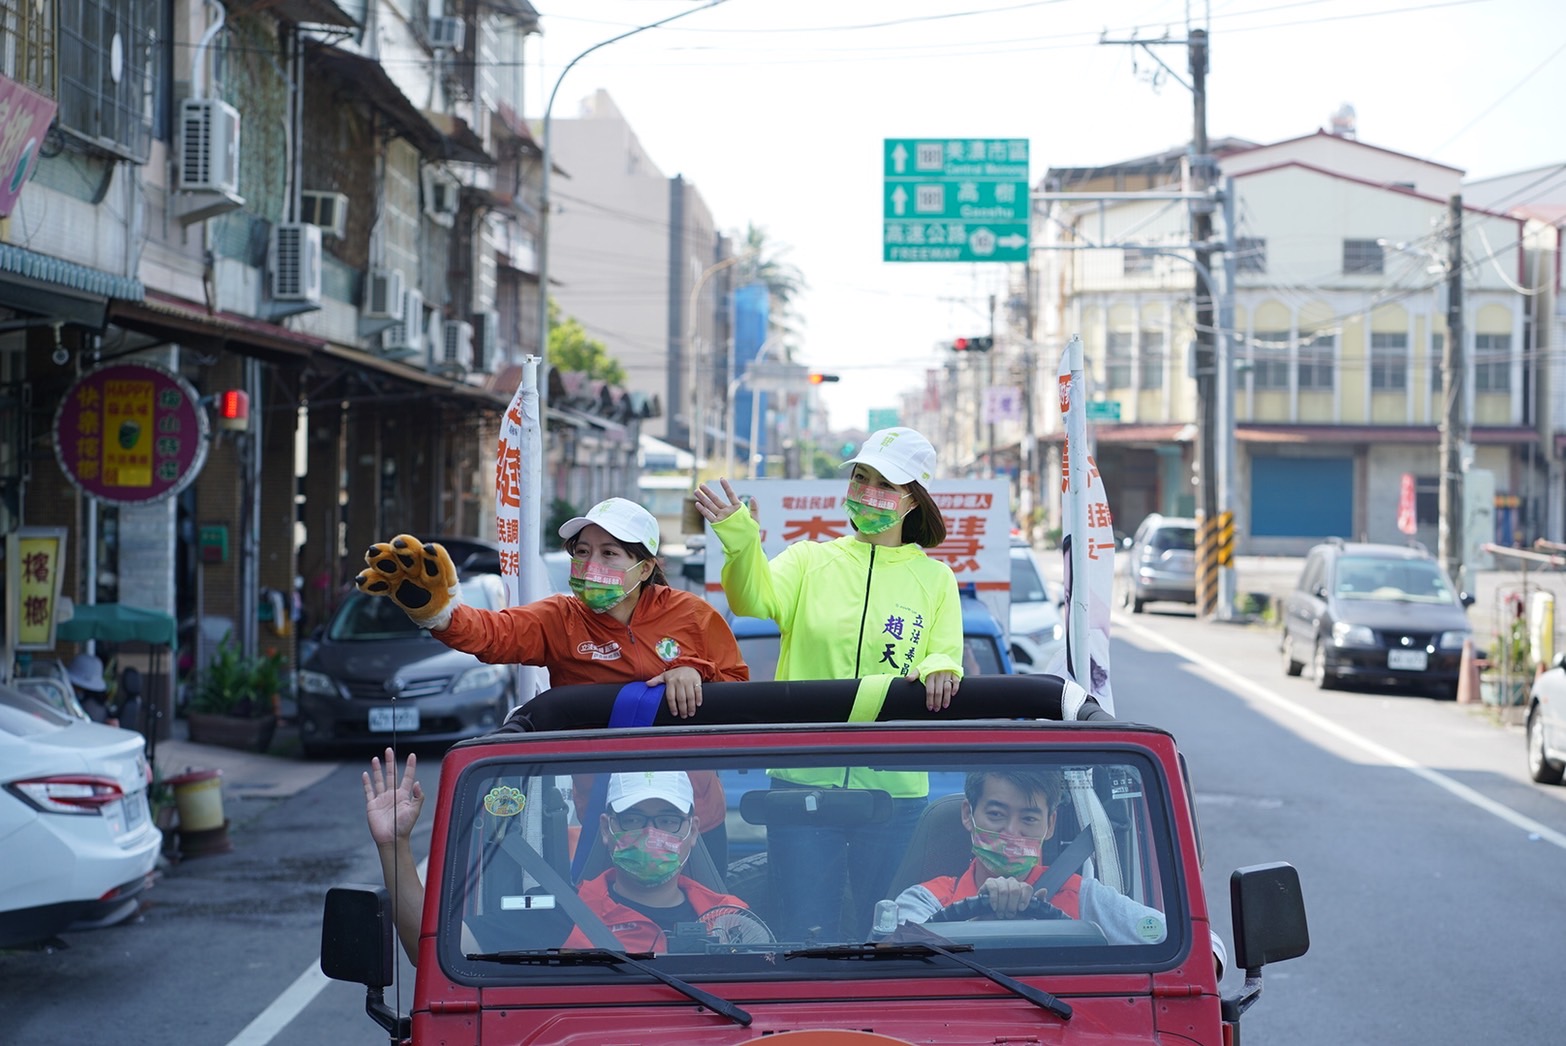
[107,291,323,363]
[233,0,357,27]
[0,244,143,329]
[314,342,510,406]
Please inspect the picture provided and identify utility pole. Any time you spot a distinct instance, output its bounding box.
[1439,193,1466,586]
[986,292,997,479]
[1099,27,1218,618]
[1187,28,1219,621]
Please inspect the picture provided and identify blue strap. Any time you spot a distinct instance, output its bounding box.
[608,681,665,728]
[570,682,666,881]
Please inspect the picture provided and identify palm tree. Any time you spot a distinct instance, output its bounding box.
[735,222,806,352]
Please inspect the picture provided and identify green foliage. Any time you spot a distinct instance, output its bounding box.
[191,634,284,718]
[546,498,581,539]
[548,299,627,385]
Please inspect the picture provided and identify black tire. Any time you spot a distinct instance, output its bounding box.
[1131,594,1145,614]
[1528,705,1564,785]
[725,851,775,925]
[1312,642,1337,691]
[1282,632,1304,677]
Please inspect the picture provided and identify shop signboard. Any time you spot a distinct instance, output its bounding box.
[6,527,67,651]
[52,360,211,505]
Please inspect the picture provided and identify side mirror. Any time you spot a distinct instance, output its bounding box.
[1230,862,1309,973]
[320,884,395,987]
[1120,536,1133,550]
[1459,592,1476,608]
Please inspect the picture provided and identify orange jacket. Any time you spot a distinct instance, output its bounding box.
[438,586,749,686]
[564,871,750,953]
[918,859,1083,918]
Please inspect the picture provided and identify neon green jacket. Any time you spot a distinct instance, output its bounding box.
[713,509,964,797]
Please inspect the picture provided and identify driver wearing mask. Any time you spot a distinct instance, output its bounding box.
[565,771,751,952]
[895,770,1171,946]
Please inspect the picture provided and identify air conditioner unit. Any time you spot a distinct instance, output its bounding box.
[271,222,322,304]
[428,15,464,51]
[380,288,424,357]
[178,98,241,195]
[471,310,501,374]
[300,190,349,239]
[362,269,405,322]
[440,320,474,372]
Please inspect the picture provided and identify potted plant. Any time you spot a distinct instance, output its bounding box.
[187,634,284,752]
[1481,597,1533,707]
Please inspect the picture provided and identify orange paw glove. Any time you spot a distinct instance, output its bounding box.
[355,534,461,631]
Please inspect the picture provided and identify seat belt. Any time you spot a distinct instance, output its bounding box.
[1035,827,1096,903]
[499,823,625,951]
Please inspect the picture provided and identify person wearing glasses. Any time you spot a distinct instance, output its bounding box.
[562,770,752,952]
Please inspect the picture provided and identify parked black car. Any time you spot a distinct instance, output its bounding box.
[295,572,521,757]
[1280,539,1474,698]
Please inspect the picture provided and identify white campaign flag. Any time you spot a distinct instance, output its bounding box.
[1045,335,1116,715]
[496,357,548,699]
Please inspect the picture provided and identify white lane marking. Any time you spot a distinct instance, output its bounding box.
[1118,618,1566,852]
[225,858,427,1046]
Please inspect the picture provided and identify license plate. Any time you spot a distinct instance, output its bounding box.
[1388,649,1428,671]
[369,706,420,732]
[125,794,148,830]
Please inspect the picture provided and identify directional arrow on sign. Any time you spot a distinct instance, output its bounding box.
[891,142,908,173]
[891,185,908,216]
[997,233,1027,249]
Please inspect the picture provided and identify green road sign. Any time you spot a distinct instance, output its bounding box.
[883,138,1030,264]
[1085,400,1122,422]
[867,407,900,431]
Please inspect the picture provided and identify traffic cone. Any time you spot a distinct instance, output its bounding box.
[1457,637,1480,705]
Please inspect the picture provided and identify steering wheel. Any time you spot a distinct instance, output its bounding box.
[927,892,1071,923]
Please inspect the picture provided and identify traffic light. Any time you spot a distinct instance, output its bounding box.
[951,336,993,353]
[807,373,840,384]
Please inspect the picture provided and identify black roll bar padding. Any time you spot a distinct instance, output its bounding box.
[499,673,1111,733]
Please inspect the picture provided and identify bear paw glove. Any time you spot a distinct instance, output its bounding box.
[355,534,462,631]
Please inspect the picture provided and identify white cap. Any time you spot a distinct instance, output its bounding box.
[558,497,660,556]
[67,653,107,693]
[843,427,937,486]
[606,770,694,814]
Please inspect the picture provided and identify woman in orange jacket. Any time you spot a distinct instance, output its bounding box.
[359,497,747,962]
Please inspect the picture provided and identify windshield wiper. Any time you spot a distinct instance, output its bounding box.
[784,941,1071,1020]
[465,948,752,1027]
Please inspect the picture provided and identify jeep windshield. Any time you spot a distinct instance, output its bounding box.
[435,733,1186,984]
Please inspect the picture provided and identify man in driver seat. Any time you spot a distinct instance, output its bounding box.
[894,770,1169,947]
[565,770,754,953]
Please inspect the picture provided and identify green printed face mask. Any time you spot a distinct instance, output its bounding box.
[610,826,685,885]
[845,480,908,535]
[971,826,1043,878]
[569,560,641,613]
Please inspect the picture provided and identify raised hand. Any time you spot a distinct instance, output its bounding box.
[364,747,424,848]
[355,534,462,630]
[694,479,748,526]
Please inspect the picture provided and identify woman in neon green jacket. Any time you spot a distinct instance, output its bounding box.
[694,425,964,941]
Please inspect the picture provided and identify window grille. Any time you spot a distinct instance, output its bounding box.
[56,0,157,160]
[2,0,55,93]
[1370,332,1407,391]
[1342,239,1384,275]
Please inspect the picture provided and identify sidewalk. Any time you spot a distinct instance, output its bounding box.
[152,720,339,800]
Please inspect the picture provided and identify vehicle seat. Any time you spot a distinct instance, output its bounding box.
[881,794,970,901]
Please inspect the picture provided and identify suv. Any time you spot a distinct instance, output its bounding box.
[322,677,1308,1044]
[1120,515,1197,613]
[1280,539,1474,697]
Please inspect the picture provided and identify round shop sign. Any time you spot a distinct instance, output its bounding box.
[52,360,212,505]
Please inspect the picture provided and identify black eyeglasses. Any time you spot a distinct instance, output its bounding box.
[613,811,688,833]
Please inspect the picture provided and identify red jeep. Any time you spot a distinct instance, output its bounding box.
[322,675,1307,1044]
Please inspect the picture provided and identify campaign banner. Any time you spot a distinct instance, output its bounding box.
[0,75,56,217]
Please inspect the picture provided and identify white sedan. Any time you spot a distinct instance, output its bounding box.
[0,683,161,948]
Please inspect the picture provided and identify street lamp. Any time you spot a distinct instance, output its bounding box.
[533,0,728,415]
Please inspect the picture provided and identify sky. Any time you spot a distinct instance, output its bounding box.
[523,0,1566,433]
